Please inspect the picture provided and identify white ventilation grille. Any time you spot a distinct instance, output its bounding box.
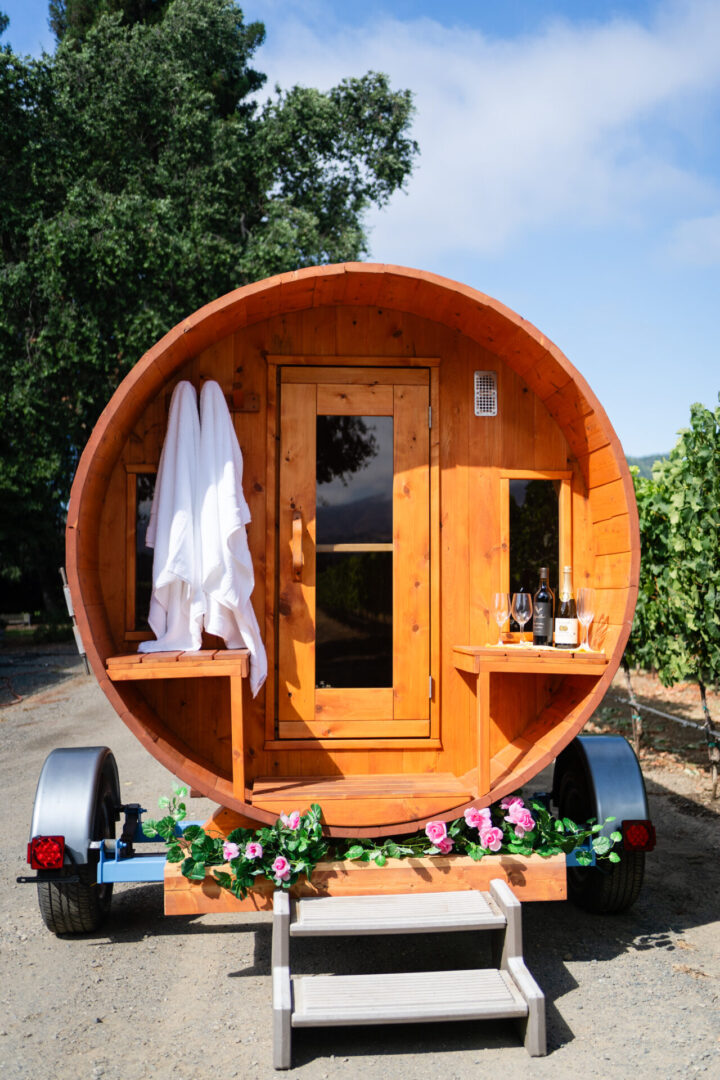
[474,371,498,416]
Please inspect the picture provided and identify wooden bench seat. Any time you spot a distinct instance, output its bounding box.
[106,649,249,797]
[106,648,249,679]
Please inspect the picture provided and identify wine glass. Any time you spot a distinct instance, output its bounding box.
[493,593,510,644]
[511,592,533,646]
[577,588,595,652]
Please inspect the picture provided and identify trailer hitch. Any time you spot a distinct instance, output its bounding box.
[117,803,144,858]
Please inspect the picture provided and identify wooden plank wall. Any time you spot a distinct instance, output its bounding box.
[98,304,589,789]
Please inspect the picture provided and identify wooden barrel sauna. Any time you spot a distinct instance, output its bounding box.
[66,263,639,837]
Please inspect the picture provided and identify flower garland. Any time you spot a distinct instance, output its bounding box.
[144,787,621,900]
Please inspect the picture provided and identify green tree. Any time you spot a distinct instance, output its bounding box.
[0,1,417,605]
[49,0,172,42]
[624,400,720,770]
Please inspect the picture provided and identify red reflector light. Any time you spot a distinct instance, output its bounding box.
[28,836,65,869]
[622,820,656,852]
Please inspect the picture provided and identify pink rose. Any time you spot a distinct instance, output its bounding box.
[222,841,240,861]
[437,836,454,855]
[272,855,291,882]
[280,811,301,830]
[479,826,504,852]
[464,807,491,830]
[245,841,263,860]
[425,820,447,845]
[500,796,524,812]
[506,804,535,831]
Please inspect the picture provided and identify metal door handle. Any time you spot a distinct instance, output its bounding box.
[291,510,304,582]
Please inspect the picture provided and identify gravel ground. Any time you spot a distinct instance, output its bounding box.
[1,646,718,1080]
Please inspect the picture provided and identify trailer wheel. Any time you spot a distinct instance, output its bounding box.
[37,772,116,935]
[557,761,645,915]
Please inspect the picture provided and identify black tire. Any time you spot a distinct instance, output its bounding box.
[558,760,645,914]
[36,775,116,935]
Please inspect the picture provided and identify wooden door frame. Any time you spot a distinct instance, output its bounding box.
[264,357,441,750]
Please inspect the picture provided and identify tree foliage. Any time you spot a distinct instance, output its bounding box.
[0,1,417,602]
[625,399,720,690]
[49,0,172,42]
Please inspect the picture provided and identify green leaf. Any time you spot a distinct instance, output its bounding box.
[343,845,366,861]
[182,825,204,841]
[608,852,621,863]
[592,836,613,857]
[373,853,387,867]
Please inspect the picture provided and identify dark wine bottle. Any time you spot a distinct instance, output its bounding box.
[533,566,554,646]
[554,566,578,649]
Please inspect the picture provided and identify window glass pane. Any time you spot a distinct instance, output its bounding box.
[135,474,155,630]
[316,415,393,544]
[509,479,559,621]
[315,552,393,687]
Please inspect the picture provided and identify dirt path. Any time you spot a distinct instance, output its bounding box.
[1,648,719,1079]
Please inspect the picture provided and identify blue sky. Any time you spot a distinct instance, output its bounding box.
[3,0,719,457]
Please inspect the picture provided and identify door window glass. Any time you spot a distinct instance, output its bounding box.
[316,415,393,545]
[315,551,393,687]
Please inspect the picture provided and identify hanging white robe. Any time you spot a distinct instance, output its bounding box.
[198,380,267,696]
[139,381,204,653]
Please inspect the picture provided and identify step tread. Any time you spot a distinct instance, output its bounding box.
[290,889,505,935]
[291,968,528,1026]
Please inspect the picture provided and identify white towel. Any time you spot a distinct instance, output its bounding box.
[138,381,204,653]
[199,380,267,696]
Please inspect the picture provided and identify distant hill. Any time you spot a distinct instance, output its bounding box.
[626,454,667,479]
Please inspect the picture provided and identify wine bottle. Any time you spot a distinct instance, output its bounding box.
[532,566,554,646]
[555,566,578,649]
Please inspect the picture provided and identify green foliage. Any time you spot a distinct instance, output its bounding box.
[626,453,667,480]
[50,1,172,43]
[148,791,621,901]
[0,0,417,597]
[626,399,720,689]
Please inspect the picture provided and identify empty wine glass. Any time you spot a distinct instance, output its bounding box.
[511,592,533,646]
[577,588,595,651]
[493,593,510,644]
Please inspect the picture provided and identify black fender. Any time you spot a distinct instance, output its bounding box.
[553,734,650,837]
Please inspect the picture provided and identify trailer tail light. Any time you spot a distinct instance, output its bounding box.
[622,820,656,852]
[28,836,65,870]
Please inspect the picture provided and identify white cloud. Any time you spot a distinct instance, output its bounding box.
[255,0,720,261]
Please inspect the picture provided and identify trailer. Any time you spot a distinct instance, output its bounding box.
[22,263,656,1065]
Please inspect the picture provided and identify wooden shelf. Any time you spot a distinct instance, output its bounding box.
[106,649,249,798]
[453,646,607,798]
[453,645,607,677]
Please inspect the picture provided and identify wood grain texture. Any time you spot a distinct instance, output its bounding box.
[393,383,431,723]
[164,853,567,914]
[277,382,317,726]
[67,263,638,836]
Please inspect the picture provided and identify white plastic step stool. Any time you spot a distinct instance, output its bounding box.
[272,880,546,1069]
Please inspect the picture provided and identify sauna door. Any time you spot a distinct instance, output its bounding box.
[277,367,430,740]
